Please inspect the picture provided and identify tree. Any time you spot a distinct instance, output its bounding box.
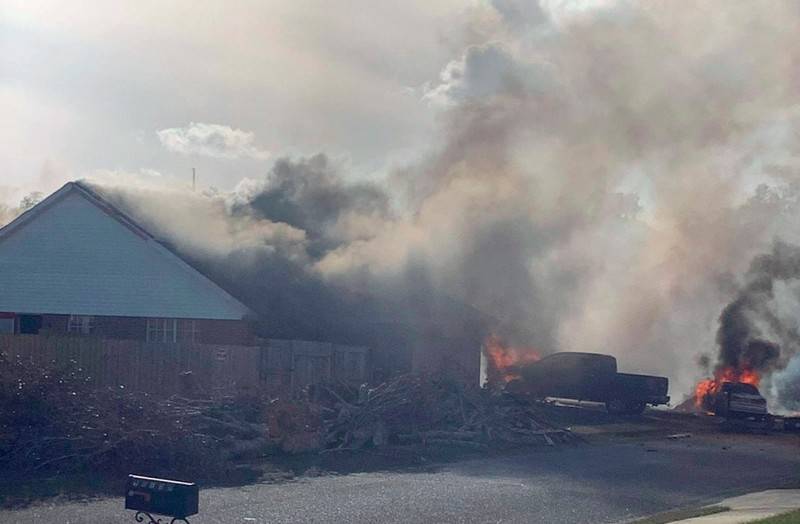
[18,192,43,212]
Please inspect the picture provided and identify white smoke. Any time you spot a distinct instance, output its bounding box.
[65,1,800,405]
[771,354,800,412]
[316,1,800,398]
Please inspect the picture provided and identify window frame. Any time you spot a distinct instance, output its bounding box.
[146,318,197,343]
[67,315,95,335]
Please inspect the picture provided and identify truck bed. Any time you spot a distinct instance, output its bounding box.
[615,373,670,405]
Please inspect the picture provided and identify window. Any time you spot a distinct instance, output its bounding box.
[0,318,13,334]
[147,318,172,342]
[0,313,14,334]
[67,315,95,335]
[19,314,43,334]
[146,318,197,343]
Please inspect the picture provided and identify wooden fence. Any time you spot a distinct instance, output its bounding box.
[0,335,371,397]
[260,339,371,392]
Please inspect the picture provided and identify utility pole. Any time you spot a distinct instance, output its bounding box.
[192,168,196,192]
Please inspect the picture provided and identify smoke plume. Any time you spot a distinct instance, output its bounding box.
[709,241,800,409]
[773,355,800,411]
[86,155,487,376]
[76,1,800,398]
[319,1,800,395]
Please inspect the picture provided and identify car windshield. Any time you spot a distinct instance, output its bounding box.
[726,383,760,395]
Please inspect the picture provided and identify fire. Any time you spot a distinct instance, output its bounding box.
[694,365,761,408]
[484,334,540,383]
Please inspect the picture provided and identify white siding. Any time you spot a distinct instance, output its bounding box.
[0,190,250,319]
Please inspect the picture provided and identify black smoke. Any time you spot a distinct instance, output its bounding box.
[84,157,488,377]
[238,154,390,259]
[717,299,781,373]
[712,241,800,406]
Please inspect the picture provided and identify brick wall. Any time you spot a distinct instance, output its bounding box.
[197,318,254,345]
[38,314,253,345]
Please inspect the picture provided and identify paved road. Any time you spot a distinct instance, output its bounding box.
[2,431,798,524]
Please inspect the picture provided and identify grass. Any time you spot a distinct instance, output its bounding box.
[632,505,729,524]
[748,509,800,524]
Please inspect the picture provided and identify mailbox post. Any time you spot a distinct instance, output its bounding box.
[125,475,198,524]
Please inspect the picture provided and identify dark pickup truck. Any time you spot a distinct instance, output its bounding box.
[506,352,670,415]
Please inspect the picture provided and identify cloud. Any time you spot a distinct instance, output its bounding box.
[3,1,464,191]
[157,122,270,160]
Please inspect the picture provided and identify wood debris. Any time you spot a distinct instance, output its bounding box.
[1,353,575,480]
[267,374,575,453]
[0,353,267,479]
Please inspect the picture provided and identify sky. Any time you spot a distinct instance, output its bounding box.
[1,0,478,203]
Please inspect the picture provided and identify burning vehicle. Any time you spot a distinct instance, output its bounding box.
[689,242,800,424]
[695,368,769,422]
[709,382,768,421]
[503,352,670,415]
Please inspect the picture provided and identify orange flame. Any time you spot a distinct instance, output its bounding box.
[694,365,761,408]
[484,334,541,383]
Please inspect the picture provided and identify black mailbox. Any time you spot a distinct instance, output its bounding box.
[125,475,198,519]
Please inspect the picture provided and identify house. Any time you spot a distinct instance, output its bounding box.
[0,182,254,345]
[0,181,479,388]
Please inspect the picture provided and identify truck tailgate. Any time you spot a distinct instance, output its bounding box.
[616,373,669,404]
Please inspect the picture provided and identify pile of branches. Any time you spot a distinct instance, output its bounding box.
[267,374,574,453]
[0,354,267,479]
[1,353,574,474]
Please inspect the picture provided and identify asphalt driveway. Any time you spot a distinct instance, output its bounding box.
[2,429,798,524]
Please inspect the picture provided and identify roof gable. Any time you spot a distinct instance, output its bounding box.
[0,182,252,320]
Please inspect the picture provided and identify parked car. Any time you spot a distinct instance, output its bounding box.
[505,352,669,415]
